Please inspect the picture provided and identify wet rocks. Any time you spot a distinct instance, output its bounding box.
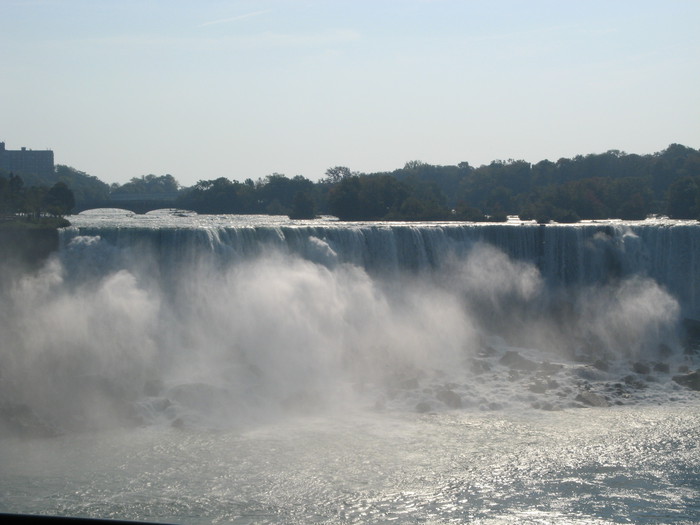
[653,362,670,374]
[540,361,564,374]
[573,366,606,381]
[633,362,651,375]
[469,358,491,374]
[593,359,609,371]
[672,370,700,391]
[0,402,60,438]
[528,380,548,394]
[402,340,698,414]
[499,351,538,371]
[531,400,560,411]
[547,378,560,390]
[478,346,498,358]
[415,401,432,413]
[623,375,648,389]
[436,389,462,409]
[149,397,171,412]
[575,391,609,407]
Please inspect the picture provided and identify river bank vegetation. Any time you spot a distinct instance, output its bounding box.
[1,144,699,222]
[0,172,74,227]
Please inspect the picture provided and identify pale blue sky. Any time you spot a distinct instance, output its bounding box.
[1,0,698,185]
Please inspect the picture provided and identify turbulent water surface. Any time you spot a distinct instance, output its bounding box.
[1,406,698,524]
[0,211,698,524]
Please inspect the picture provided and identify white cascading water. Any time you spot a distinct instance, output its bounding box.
[0,211,698,524]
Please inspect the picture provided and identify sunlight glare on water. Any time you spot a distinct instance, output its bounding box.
[1,406,698,524]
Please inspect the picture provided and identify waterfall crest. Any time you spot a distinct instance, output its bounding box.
[60,217,700,318]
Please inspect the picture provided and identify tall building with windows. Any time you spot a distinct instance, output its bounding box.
[0,141,54,178]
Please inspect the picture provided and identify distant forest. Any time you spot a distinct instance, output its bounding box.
[2,144,699,222]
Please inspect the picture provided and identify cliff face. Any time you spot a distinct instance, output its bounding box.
[0,226,59,271]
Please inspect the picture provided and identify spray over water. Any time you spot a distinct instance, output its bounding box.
[1,215,694,436]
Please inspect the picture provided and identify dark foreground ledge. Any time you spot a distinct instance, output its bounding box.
[0,224,60,271]
[0,514,173,525]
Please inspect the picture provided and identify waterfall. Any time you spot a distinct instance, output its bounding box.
[59,218,700,318]
[1,213,697,436]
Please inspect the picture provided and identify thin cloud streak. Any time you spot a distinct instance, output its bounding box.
[199,10,271,28]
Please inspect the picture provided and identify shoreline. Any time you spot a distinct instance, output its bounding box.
[0,221,63,271]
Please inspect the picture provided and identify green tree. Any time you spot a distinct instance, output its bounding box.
[323,166,354,184]
[289,191,316,219]
[22,186,47,219]
[43,181,75,216]
[328,176,362,220]
[666,176,700,219]
[454,201,486,221]
[55,165,110,204]
[111,174,179,195]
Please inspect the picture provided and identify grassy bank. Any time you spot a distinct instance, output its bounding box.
[0,216,70,230]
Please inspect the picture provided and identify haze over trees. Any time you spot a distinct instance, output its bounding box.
[7,164,110,206]
[110,174,179,196]
[176,144,699,221]
[1,144,699,222]
[0,173,75,224]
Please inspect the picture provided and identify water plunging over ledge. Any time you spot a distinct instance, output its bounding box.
[62,211,700,318]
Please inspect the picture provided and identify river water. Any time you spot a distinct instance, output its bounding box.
[1,406,698,524]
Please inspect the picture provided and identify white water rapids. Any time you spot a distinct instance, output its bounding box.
[0,211,698,523]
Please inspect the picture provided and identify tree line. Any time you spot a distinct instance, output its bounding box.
[172,143,700,221]
[2,143,699,222]
[383,144,700,222]
[0,173,75,224]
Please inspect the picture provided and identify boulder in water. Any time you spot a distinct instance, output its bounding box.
[653,362,670,374]
[469,358,491,374]
[478,346,498,358]
[575,391,609,407]
[436,389,462,408]
[0,403,60,438]
[672,370,700,390]
[633,362,651,375]
[540,361,564,374]
[573,366,607,381]
[593,359,609,371]
[623,375,648,389]
[499,351,538,371]
[415,401,432,413]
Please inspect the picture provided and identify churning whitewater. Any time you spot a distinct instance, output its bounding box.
[0,211,698,523]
